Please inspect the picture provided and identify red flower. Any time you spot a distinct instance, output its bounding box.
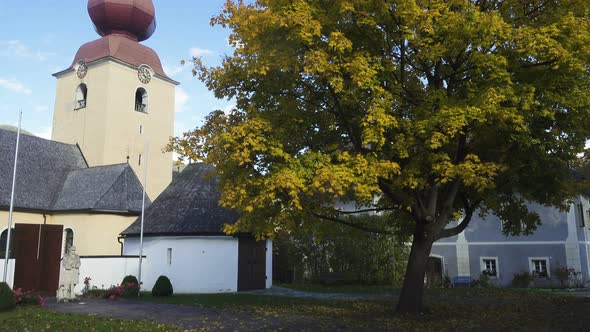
[109,295,116,301]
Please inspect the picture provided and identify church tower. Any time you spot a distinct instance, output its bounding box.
[51,0,177,199]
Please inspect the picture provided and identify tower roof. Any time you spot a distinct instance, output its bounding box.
[71,34,168,79]
[56,0,175,82]
[88,0,156,42]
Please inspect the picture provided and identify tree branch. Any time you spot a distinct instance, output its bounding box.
[334,208,391,215]
[436,198,480,239]
[312,213,394,235]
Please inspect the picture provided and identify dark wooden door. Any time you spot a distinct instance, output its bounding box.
[238,237,266,291]
[425,256,443,286]
[13,224,63,292]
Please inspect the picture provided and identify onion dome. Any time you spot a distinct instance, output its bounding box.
[87,0,156,42]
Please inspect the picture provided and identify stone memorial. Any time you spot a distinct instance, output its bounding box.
[56,246,81,302]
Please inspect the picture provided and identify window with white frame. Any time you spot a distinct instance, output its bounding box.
[480,257,498,277]
[529,258,549,278]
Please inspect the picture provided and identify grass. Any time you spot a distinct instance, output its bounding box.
[276,282,396,294]
[0,306,180,332]
[3,288,589,331]
[137,288,590,331]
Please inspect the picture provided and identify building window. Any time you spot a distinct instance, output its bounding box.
[135,88,148,113]
[74,83,87,110]
[578,203,585,228]
[167,248,172,266]
[138,154,142,166]
[0,228,14,259]
[139,125,142,134]
[530,258,550,278]
[480,257,498,277]
[63,228,74,255]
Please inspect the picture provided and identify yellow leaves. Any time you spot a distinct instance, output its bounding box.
[345,53,379,89]
[311,152,400,203]
[328,32,352,54]
[282,0,322,44]
[432,153,502,192]
[362,96,397,148]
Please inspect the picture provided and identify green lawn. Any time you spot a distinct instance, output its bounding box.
[0,307,179,332]
[276,282,396,294]
[137,288,590,331]
[3,289,589,331]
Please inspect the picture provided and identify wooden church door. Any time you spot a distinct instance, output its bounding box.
[13,224,63,293]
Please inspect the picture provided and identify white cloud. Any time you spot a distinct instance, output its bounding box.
[33,127,52,140]
[0,40,55,61]
[189,47,214,57]
[221,103,236,113]
[34,105,49,113]
[162,63,186,77]
[0,78,32,94]
[175,87,190,113]
[174,120,191,137]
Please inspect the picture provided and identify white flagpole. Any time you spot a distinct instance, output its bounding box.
[3,110,22,283]
[138,141,149,295]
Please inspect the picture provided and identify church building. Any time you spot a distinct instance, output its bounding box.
[0,0,175,293]
[1,0,271,294]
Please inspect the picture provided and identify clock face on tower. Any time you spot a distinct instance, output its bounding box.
[138,66,152,84]
[76,60,88,79]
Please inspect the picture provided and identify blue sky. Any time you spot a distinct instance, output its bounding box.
[0,0,235,139]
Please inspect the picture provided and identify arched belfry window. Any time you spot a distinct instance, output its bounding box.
[0,228,14,259]
[74,83,88,110]
[135,88,148,113]
[63,228,74,255]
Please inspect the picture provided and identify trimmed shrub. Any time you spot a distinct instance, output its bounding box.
[152,275,173,297]
[0,282,15,311]
[120,275,140,297]
[512,272,534,288]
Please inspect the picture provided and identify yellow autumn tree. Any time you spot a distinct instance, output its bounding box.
[171,0,590,314]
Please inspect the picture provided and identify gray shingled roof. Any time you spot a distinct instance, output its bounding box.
[0,128,147,213]
[52,164,147,212]
[122,163,238,236]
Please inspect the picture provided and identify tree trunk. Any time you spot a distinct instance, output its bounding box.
[395,232,434,315]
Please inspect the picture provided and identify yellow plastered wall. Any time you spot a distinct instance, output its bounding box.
[52,59,175,199]
[0,211,136,256]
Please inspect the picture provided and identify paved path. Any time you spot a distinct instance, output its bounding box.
[44,297,317,331]
[243,285,394,300]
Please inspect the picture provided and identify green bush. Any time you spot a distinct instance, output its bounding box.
[120,275,140,297]
[273,213,411,286]
[512,272,534,288]
[152,275,173,297]
[0,282,15,311]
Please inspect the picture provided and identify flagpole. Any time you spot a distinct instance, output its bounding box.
[138,141,148,296]
[3,110,22,283]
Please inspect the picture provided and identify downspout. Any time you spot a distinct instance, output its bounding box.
[117,236,124,256]
[42,214,47,225]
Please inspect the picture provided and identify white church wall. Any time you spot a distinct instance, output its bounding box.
[0,259,15,288]
[123,236,239,293]
[75,256,143,294]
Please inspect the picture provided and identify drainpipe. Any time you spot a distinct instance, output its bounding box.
[117,236,124,256]
[42,214,47,225]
